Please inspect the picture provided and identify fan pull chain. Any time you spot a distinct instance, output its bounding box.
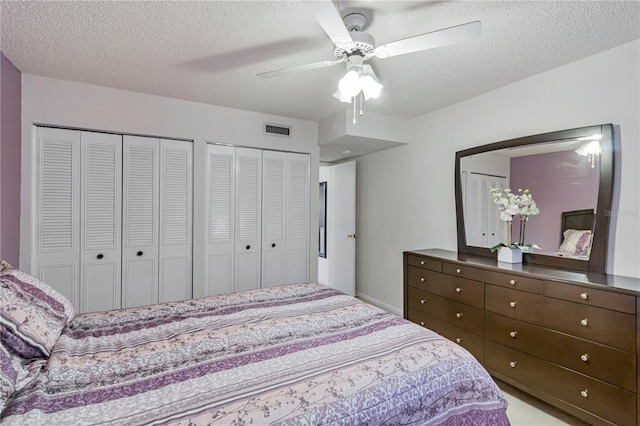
[353,96,357,124]
[359,92,364,116]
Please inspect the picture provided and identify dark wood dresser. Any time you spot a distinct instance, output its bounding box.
[404,248,640,426]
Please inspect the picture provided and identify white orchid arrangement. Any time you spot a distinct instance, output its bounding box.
[488,187,541,252]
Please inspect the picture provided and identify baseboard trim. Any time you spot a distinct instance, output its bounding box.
[355,292,403,317]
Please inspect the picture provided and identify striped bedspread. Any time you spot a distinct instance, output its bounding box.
[1,283,509,425]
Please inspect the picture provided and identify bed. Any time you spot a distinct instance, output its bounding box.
[555,209,595,259]
[1,263,509,425]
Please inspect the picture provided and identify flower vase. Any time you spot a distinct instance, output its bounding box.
[498,246,523,264]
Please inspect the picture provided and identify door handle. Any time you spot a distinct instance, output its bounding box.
[346,233,357,239]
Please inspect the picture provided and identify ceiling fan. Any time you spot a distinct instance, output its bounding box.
[258,0,481,109]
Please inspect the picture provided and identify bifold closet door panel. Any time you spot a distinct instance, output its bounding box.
[35,127,81,306]
[261,150,287,288]
[159,139,193,303]
[285,153,309,285]
[235,148,262,293]
[80,131,122,313]
[205,144,236,295]
[122,135,160,308]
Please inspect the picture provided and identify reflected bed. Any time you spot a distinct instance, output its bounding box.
[1,267,509,425]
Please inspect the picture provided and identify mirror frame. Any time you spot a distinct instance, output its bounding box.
[455,124,614,273]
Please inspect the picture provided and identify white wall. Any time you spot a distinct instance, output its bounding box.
[356,40,640,311]
[20,75,319,298]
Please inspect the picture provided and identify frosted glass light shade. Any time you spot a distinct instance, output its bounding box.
[338,70,361,98]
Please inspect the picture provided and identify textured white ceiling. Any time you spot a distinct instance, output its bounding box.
[1,1,639,124]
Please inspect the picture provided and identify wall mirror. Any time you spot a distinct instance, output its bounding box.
[455,124,614,273]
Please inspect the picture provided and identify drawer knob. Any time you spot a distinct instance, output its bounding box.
[580,292,589,300]
[509,301,517,308]
[580,389,588,398]
[455,338,461,344]
[456,312,463,319]
[420,299,425,305]
[509,361,517,368]
[580,318,589,326]
[420,321,425,326]
[455,287,462,293]
[509,331,517,338]
[420,260,425,265]
[420,277,425,282]
[456,268,461,274]
[580,354,589,362]
[509,279,516,285]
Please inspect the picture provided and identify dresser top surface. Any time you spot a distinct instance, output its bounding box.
[405,248,640,295]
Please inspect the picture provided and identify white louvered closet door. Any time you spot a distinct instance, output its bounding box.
[122,136,160,308]
[80,131,123,313]
[205,144,236,295]
[261,150,287,288]
[35,127,81,306]
[285,153,309,285]
[235,148,262,292]
[159,139,193,303]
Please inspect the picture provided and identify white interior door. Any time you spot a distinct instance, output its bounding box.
[122,135,160,308]
[235,148,262,292]
[80,131,122,313]
[35,127,81,307]
[205,144,236,295]
[159,139,193,303]
[261,150,286,288]
[325,161,356,296]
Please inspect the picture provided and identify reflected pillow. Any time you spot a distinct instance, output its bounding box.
[557,229,593,257]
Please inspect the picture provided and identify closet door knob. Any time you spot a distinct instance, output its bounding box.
[271,243,276,248]
[96,254,104,259]
[246,245,251,250]
[137,251,143,256]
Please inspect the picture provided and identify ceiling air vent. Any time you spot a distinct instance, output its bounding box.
[264,123,292,138]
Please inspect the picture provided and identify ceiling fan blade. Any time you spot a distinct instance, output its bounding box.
[305,0,353,49]
[257,59,344,79]
[374,21,481,59]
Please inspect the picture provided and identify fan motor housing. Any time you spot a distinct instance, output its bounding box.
[334,31,375,58]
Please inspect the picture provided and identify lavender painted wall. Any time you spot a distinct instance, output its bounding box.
[510,150,599,255]
[1,53,21,266]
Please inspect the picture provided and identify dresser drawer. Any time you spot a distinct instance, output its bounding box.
[443,262,543,294]
[407,266,484,309]
[539,297,636,353]
[406,255,442,272]
[409,313,484,363]
[545,281,636,314]
[486,312,636,391]
[486,341,636,426]
[407,286,484,336]
[485,284,544,323]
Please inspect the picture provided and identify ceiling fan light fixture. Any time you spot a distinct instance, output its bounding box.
[338,69,362,98]
[360,65,383,100]
[333,89,353,103]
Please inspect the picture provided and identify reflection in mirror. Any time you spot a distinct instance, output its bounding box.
[455,124,614,273]
[461,139,600,257]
